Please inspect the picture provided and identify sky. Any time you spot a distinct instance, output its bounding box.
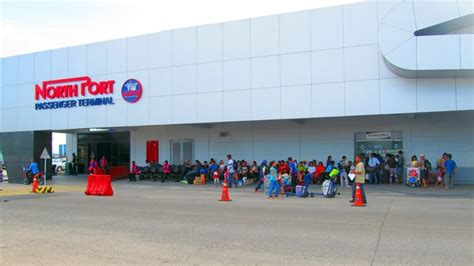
[0,0,361,57]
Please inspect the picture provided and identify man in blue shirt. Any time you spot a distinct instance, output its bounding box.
[287,157,298,193]
[367,153,380,184]
[444,154,457,189]
[24,159,40,185]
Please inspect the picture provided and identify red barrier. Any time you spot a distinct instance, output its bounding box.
[109,166,129,180]
[85,175,114,196]
[93,168,105,175]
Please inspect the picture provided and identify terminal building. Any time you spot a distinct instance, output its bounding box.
[1,0,473,183]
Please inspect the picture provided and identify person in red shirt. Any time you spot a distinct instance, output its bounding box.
[129,161,139,182]
[162,160,170,183]
[315,162,326,184]
[278,161,289,175]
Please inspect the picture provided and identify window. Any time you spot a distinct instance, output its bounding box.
[170,140,195,165]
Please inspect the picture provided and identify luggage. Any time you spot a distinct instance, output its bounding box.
[322,179,337,198]
[295,185,309,198]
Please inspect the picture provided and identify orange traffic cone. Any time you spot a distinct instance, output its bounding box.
[219,180,232,202]
[352,182,365,207]
[32,175,39,193]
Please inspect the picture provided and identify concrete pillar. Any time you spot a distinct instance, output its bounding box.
[0,131,52,183]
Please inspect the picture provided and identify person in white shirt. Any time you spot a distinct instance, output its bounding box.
[307,161,316,175]
[226,154,236,188]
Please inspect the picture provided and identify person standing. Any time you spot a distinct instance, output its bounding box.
[419,155,431,188]
[287,157,298,193]
[71,153,77,175]
[338,155,349,188]
[443,154,457,189]
[367,153,380,184]
[386,154,398,184]
[227,154,236,188]
[397,150,405,183]
[0,162,3,191]
[436,153,448,187]
[350,155,367,205]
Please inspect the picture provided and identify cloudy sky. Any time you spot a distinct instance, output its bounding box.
[0,0,360,57]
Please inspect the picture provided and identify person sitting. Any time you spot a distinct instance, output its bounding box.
[323,161,335,181]
[100,156,109,174]
[88,158,99,174]
[129,161,140,182]
[199,164,208,184]
[240,161,249,185]
[162,160,170,183]
[315,162,326,184]
[23,159,40,185]
[249,161,259,182]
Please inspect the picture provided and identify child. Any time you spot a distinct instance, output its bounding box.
[213,170,219,186]
[434,170,445,188]
[223,169,229,184]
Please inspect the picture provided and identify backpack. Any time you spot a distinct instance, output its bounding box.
[424,160,432,171]
[322,179,337,198]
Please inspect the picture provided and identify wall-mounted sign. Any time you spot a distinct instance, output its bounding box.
[121,79,142,103]
[366,131,391,140]
[34,76,115,110]
[34,76,143,110]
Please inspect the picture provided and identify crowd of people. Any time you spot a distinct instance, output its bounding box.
[129,151,458,204]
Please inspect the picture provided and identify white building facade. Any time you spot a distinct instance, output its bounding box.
[1,0,473,182]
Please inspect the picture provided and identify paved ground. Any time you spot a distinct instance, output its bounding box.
[1,176,473,265]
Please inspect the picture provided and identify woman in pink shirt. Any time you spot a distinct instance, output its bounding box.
[129,161,139,182]
[100,156,109,174]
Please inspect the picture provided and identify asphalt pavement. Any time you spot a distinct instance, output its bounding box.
[1,177,473,265]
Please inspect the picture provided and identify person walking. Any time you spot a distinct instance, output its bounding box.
[443,154,457,189]
[350,155,367,205]
[255,160,267,192]
[268,161,279,199]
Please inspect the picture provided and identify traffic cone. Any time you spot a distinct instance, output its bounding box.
[32,175,39,193]
[219,180,232,202]
[352,182,365,207]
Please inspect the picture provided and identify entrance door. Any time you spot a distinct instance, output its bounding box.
[170,140,194,165]
[146,140,159,163]
[354,131,403,156]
